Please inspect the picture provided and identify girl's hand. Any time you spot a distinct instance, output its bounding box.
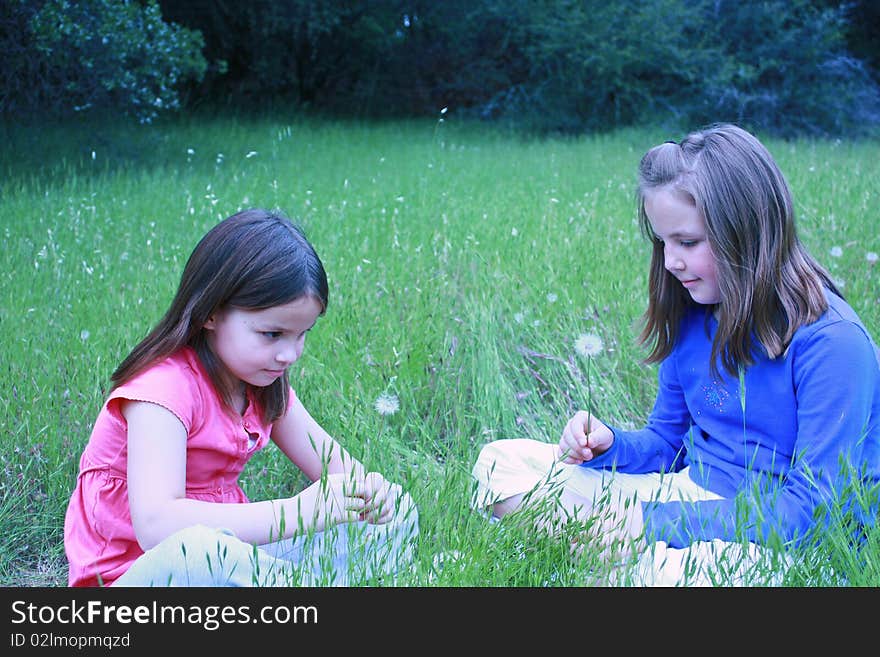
[557,410,614,464]
[296,473,367,532]
[359,471,403,525]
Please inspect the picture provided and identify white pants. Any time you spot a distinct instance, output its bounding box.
[114,494,419,587]
[472,438,785,586]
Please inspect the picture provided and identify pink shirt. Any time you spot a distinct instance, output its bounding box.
[64,347,278,587]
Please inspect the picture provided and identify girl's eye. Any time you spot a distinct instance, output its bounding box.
[262,331,282,339]
[680,240,697,247]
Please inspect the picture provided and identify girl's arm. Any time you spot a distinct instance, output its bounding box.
[124,400,364,550]
[270,392,405,525]
[646,320,879,547]
[584,357,690,473]
[269,392,365,482]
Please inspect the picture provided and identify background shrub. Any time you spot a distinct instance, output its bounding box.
[1,0,208,124]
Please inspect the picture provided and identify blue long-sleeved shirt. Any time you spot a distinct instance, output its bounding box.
[582,290,880,548]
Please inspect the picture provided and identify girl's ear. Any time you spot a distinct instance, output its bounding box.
[204,306,224,330]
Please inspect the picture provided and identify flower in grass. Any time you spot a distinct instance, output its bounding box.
[374,392,400,416]
[867,252,878,265]
[829,245,843,258]
[575,333,604,358]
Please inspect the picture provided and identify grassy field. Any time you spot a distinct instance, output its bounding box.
[1,113,878,587]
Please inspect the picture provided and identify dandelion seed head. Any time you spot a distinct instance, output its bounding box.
[575,333,604,358]
[547,292,558,303]
[866,252,878,265]
[830,245,843,258]
[80,330,90,341]
[513,312,524,324]
[374,392,400,416]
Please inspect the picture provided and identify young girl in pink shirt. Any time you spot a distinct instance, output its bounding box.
[64,208,418,586]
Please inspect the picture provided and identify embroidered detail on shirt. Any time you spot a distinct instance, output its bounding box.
[701,381,730,413]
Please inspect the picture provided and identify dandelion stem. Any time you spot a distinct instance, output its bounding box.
[586,356,592,431]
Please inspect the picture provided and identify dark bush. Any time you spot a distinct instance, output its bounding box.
[1,0,207,123]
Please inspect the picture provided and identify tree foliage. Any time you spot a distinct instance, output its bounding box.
[692,0,880,137]
[3,0,878,136]
[1,0,207,123]
[448,0,880,136]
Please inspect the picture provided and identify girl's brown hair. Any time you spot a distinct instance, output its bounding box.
[637,123,840,377]
[111,208,328,423]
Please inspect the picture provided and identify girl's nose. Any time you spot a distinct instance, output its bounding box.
[664,250,685,271]
[276,346,298,365]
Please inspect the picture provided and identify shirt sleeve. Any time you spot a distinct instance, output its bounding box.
[106,357,203,434]
[644,319,879,547]
[581,357,690,473]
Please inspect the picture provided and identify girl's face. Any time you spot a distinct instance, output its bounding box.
[203,295,323,389]
[644,186,721,306]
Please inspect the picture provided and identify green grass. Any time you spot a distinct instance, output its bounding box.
[1,113,878,586]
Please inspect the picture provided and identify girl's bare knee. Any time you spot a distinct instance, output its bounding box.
[492,493,526,518]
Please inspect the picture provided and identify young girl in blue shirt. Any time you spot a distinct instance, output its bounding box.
[472,123,880,585]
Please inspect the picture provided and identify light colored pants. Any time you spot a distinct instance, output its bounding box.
[472,438,785,586]
[113,495,419,587]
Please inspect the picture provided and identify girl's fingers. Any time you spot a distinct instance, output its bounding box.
[343,479,366,499]
[362,501,394,524]
[560,428,585,457]
[362,484,402,523]
[557,437,573,460]
[344,495,368,512]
